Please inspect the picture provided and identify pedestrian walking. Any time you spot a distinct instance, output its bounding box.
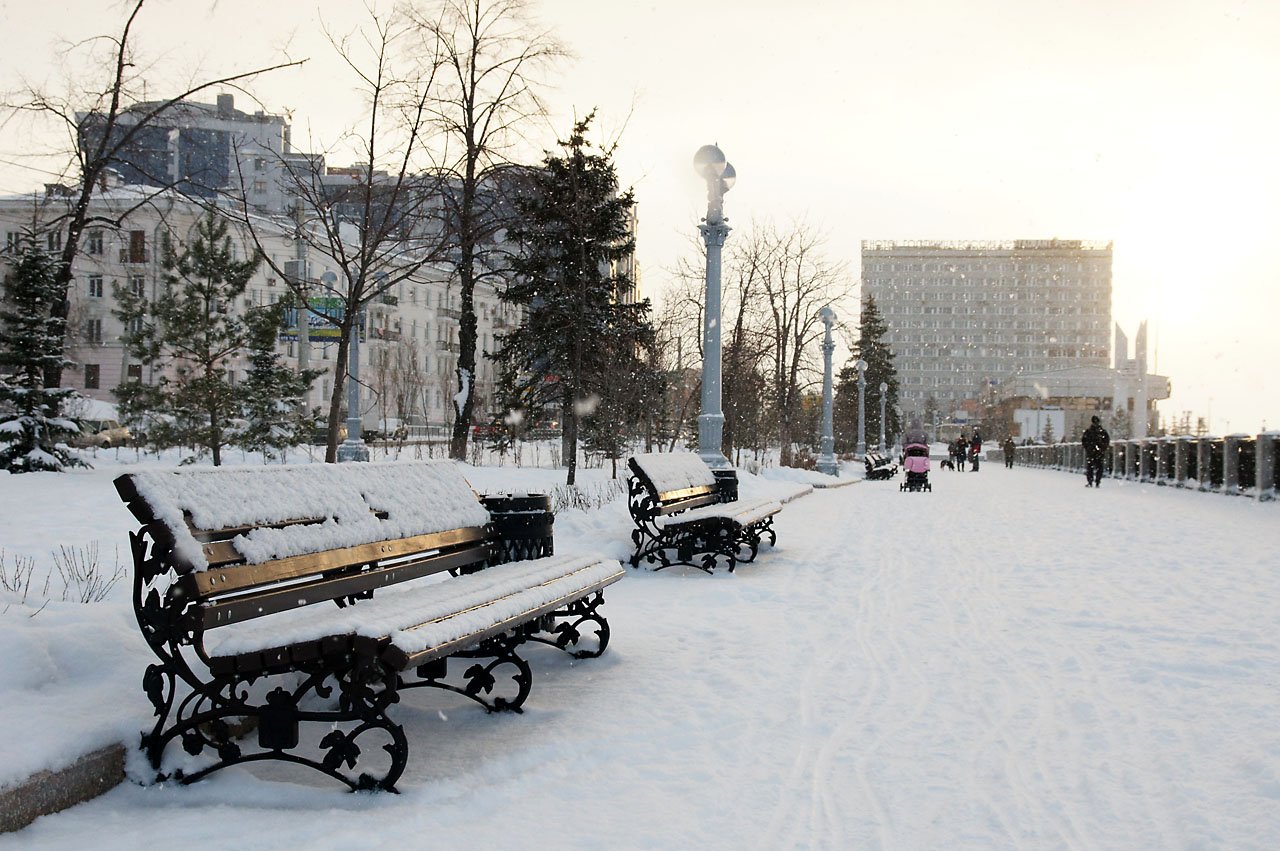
[1082,415,1110,487]
[969,429,982,471]
[1002,436,1016,468]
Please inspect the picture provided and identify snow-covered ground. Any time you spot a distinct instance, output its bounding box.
[2,452,1279,849]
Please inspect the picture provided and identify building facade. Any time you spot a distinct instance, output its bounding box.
[861,240,1113,416]
[77,94,308,214]
[0,188,514,437]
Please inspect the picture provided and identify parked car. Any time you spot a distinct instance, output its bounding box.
[72,419,132,448]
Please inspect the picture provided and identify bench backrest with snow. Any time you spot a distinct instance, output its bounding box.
[626,452,723,516]
[114,460,623,791]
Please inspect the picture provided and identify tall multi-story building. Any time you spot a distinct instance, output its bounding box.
[861,240,1113,416]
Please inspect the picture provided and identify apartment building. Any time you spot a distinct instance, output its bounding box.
[0,187,514,435]
[861,240,1113,415]
[77,93,309,214]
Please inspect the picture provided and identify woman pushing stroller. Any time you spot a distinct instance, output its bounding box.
[900,418,932,492]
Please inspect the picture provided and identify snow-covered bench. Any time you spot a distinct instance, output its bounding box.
[863,452,897,480]
[626,453,781,573]
[114,461,623,792]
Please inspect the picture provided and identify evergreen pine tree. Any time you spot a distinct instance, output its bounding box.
[494,112,657,485]
[834,295,901,450]
[0,244,87,472]
[238,302,322,460]
[113,211,263,465]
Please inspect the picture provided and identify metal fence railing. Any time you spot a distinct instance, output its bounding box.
[1000,432,1279,501]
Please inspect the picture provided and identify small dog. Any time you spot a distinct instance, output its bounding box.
[940,459,956,471]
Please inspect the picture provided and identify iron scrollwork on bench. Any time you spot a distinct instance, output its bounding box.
[117,463,623,792]
[626,454,780,574]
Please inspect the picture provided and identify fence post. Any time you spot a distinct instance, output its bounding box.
[1223,434,1245,496]
[1196,437,1212,491]
[1259,432,1277,501]
[1174,437,1189,486]
[1138,440,1153,482]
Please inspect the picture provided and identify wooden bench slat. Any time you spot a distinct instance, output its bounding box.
[655,484,716,503]
[385,564,625,670]
[191,526,488,597]
[198,544,489,629]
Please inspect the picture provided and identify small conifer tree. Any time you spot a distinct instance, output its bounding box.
[0,244,87,472]
[238,302,321,460]
[113,211,262,465]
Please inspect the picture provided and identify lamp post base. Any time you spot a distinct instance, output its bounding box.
[697,412,731,470]
[816,456,839,476]
[336,440,370,463]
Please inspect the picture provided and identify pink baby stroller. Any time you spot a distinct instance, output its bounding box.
[899,443,932,492]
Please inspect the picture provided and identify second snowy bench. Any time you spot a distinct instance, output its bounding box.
[626,453,781,573]
[114,460,623,792]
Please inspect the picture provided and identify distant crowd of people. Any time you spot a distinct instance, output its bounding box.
[943,429,985,472]
[918,416,1111,485]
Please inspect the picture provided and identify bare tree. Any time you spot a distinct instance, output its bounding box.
[757,222,849,466]
[406,0,566,461]
[3,0,302,388]
[239,7,446,462]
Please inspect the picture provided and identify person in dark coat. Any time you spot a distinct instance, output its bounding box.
[969,429,982,471]
[903,418,929,448]
[1082,415,1111,487]
[1002,436,1016,468]
[952,436,967,471]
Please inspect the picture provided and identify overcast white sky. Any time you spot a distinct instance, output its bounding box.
[1,0,1276,434]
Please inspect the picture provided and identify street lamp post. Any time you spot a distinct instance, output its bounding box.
[855,359,868,457]
[693,144,736,470]
[879,381,888,451]
[817,307,837,476]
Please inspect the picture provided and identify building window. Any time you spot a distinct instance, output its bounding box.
[87,229,104,255]
[84,364,100,389]
[86,318,103,344]
[4,231,18,252]
[46,230,63,252]
[125,230,147,263]
[88,275,104,298]
[130,275,145,298]
[126,364,142,381]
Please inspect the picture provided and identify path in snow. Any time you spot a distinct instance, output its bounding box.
[4,465,1279,850]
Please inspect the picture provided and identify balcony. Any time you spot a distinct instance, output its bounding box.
[377,294,399,306]
[439,307,461,321]
[371,327,402,342]
[436,340,459,353]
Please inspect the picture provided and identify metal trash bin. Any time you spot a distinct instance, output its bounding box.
[480,493,554,565]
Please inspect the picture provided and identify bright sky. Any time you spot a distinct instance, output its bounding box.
[1,0,1276,434]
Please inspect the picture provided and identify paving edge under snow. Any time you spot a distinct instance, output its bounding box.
[0,744,125,833]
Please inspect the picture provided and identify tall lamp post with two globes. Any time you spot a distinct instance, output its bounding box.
[855,359,868,458]
[879,381,889,451]
[693,144,736,473]
[817,306,838,475]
